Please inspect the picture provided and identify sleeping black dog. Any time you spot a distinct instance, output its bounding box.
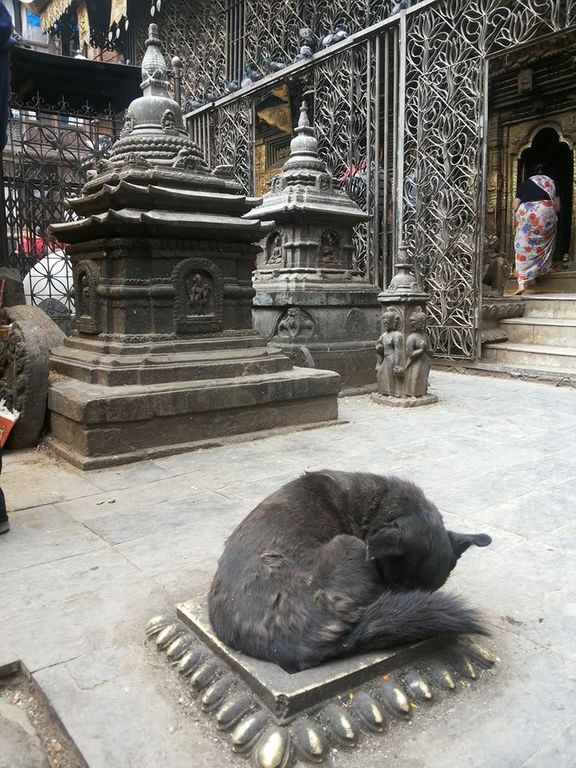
[209,470,491,672]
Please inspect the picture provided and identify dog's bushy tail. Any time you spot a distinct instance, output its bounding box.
[343,590,488,655]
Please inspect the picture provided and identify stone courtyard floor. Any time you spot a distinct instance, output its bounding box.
[1,369,575,767]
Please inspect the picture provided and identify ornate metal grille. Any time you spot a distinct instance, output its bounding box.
[1,95,121,312]
[211,97,253,192]
[401,0,576,358]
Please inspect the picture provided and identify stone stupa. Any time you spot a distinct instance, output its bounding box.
[246,102,381,390]
[47,25,340,469]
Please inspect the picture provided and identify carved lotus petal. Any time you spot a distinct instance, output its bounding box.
[252,726,292,768]
[352,691,386,732]
[405,674,433,702]
[189,661,220,691]
[461,641,498,669]
[429,664,456,690]
[175,648,207,676]
[201,674,236,712]
[375,681,411,717]
[145,614,172,638]
[230,710,269,753]
[155,623,182,649]
[215,693,253,731]
[323,703,357,746]
[166,635,191,661]
[291,717,328,762]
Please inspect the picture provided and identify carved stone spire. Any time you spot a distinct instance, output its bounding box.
[282,101,325,177]
[107,23,206,169]
[140,23,170,98]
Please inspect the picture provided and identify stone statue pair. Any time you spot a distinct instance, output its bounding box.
[375,309,431,398]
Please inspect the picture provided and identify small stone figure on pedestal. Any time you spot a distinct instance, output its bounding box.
[375,310,404,397]
[404,309,431,398]
[372,247,438,407]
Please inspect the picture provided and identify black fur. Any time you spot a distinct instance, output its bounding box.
[208,470,491,672]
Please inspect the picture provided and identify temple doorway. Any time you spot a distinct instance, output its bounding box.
[517,126,573,261]
[486,32,576,278]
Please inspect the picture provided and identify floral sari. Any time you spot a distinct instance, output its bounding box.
[514,174,557,286]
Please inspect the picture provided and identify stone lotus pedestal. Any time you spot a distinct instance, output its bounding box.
[47,25,339,469]
[246,103,380,391]
[372,253,438,408]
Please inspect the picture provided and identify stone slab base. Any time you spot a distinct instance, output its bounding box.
[146,604,498,767]
[271,340,378,389]
[47,367,340,469]
[177,598,434,721]
[371,392,439,408]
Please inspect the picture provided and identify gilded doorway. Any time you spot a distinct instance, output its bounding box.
[487,34,576,280]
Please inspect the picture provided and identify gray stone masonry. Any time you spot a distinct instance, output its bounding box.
[246,102,380,390]
[1,370,575,767]
[47,25,340,468]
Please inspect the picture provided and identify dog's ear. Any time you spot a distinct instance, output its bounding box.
[448,531,492,557]
[366,523,404,560]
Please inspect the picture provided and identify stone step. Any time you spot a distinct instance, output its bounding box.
[500,316,576,347]
[506,270,576,294]
[520,294,576,318]
[482,341,576,370]
[435,358,576,386]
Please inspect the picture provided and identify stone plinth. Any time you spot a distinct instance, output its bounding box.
[176,597,445,723]
[47,25,340,469]
[246,103,380,390]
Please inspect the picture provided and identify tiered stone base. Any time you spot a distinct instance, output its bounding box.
[48,333,340,469]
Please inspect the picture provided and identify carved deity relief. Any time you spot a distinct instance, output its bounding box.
[120,111,135,139]
[75,261,100,335]
[277,307,316,341]
[318,230,340,266]
[77,271,90,317]
[266,233,283,266]
[161,109,178,133]
[172,258,223,334]
[317,174,332,192]
[404,310,431,397]
[375,309,404,397]
[186,272,213,316]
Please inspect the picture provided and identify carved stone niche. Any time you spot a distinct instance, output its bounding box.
[318,229,341,267]
[172,257,224,334]
[75,260,101,335]
[265,231,284,267]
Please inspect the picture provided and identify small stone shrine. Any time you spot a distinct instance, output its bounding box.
[246,102,381,390]
[47,25,340,469]
[373,246,438,407]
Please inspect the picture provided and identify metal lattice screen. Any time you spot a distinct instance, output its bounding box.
[401,0,576,357]
[2,97,121,312]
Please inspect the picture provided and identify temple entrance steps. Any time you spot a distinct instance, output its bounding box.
[482,294,576,381]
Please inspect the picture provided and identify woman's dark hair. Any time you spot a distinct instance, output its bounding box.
[533,161,548,175]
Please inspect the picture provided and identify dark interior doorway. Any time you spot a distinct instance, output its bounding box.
[518,127,573,260]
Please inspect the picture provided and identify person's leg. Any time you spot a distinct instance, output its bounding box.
[0,448,8,534]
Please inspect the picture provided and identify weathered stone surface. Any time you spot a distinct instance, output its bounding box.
[0,304,65,449]
[177,597,442,723]
[47,25,340,468]
[0,700,51,768]
[247,103,380,390]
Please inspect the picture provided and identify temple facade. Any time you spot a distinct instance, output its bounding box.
[17,1,576,372]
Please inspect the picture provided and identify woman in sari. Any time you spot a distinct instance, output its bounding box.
[513,163,560,295]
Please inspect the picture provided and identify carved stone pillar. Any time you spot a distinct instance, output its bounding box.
[372,248,438,407]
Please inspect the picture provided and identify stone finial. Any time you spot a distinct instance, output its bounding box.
[141,23,169,96]
[282,101,323,173]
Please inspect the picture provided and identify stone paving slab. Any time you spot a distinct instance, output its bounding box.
[1,371,576,766]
